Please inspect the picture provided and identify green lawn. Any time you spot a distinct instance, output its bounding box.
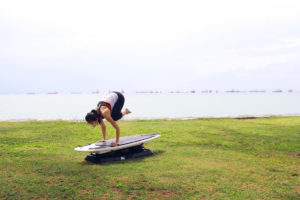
[0,117,299,200]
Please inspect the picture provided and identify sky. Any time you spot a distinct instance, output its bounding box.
[0,0,300,93]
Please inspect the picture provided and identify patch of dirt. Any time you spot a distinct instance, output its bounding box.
[295,186,300,196]
[28,147,41,151]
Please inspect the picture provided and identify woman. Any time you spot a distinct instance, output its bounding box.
[85,91,131,146]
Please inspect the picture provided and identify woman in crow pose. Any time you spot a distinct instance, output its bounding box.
[85,91,131,146]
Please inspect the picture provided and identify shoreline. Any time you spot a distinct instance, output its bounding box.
[1,113,300,122]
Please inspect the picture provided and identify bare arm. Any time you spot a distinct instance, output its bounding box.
[99,119,106,141]
[101,108,120,145]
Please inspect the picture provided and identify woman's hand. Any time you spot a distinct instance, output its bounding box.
[110,142,118,147]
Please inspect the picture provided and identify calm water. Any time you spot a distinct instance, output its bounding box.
[0,93,300,121]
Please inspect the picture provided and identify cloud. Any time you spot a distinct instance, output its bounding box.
[1,0,300,93]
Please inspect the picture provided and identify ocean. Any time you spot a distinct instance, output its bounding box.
[0,93,300,121]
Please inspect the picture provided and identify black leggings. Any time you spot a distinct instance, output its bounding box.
[111,92,125,121]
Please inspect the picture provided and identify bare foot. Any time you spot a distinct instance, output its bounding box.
[124,108,131,115]
[110,142,118,146]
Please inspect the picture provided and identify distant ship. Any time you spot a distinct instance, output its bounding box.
[248,90,266,93]
[201,90,212,93]
[226,89,238,93]
[92,90,99,94]
[226,89,246,93]
[47,92,58,94]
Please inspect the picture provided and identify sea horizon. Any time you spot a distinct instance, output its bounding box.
[1,93,300,121]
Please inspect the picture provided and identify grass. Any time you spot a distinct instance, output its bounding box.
[0,116,299,200]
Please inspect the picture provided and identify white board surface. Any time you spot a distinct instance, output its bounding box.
[74,133,160,154]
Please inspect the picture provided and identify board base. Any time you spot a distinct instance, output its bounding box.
[84,145,153,164]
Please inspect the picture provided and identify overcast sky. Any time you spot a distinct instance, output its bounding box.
[1,0,300,93]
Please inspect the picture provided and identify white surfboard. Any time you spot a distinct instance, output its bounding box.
[74,133,160,154]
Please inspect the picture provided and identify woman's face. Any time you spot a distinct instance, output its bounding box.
[89,120,98,127]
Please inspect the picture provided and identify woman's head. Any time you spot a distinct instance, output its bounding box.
[85,110,100,127]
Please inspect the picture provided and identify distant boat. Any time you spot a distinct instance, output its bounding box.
[47,92,58,94]
[136,91,155,94]
[27,92,35,95]
[226,89,237,93]
[248,90,266,93]
[92,90,99,94]
[226,89,246,93]
[272,89,282,93]
[201,90,211,93]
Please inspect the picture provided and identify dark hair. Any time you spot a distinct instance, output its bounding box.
[85,110,101,123]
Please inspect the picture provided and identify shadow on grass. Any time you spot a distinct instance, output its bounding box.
[78,150,165,166]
